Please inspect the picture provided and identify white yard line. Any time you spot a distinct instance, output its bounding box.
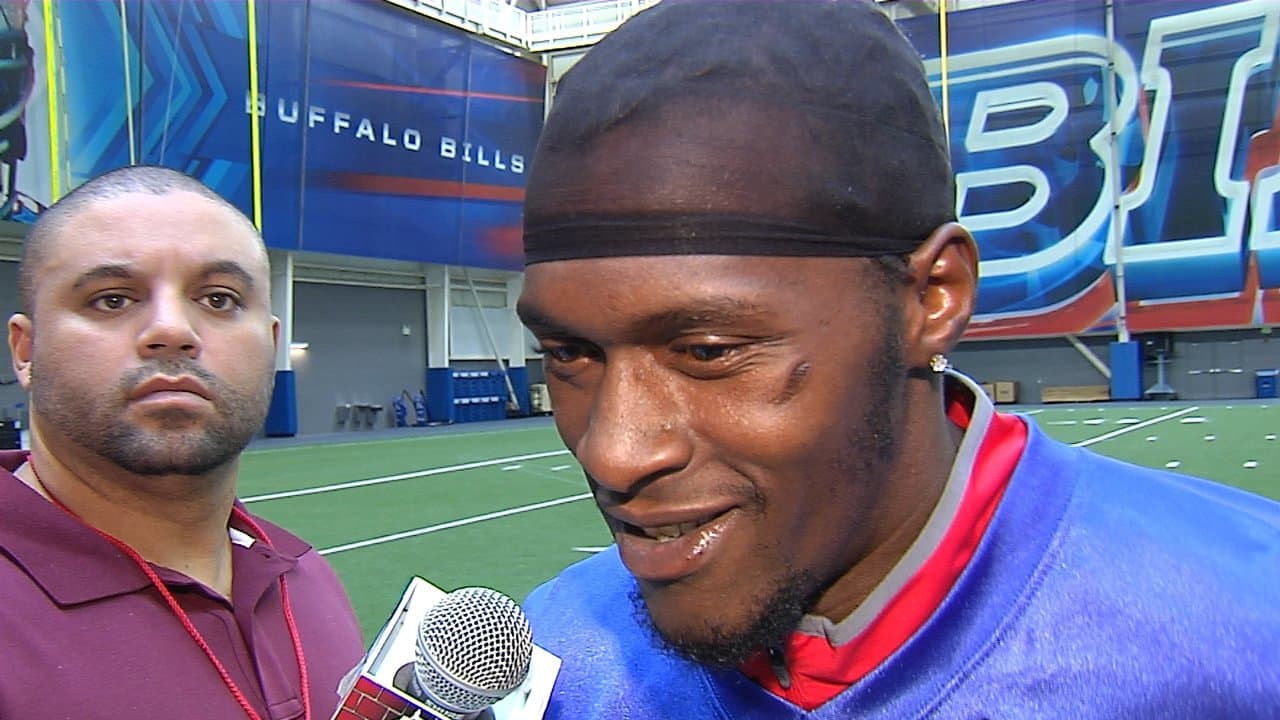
[292,405,1204,556]
[1071,406,1200,448]
[318,493,593,555]
[241,449,571,503]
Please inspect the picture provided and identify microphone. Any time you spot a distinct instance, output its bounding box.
[333,578,559,720]
[408,587,533,718]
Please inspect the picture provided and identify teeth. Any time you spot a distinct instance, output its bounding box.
[642,520,704,542]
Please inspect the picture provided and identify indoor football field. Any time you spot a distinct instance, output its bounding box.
[236,401,1279,641]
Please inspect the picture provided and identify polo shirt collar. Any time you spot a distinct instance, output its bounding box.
[0,450,312,607]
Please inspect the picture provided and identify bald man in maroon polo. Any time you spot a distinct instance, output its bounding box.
[2,165,364,719]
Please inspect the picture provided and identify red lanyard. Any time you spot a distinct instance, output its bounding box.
[31,465,312,720]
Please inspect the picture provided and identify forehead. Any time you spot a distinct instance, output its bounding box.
[38,190,267,283]
[520,254,871,333]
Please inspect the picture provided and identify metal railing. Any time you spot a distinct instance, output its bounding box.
[388,0,659,53]
[526,0,660,52]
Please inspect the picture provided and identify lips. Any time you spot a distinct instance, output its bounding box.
[607,507,735,582]
[633,515,719,543]
[128,375,213,403]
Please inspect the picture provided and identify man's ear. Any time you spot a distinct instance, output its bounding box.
[900,222,978,371]
[8,313,34,391]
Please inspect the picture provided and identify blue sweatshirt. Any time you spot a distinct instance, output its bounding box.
[524,419,1280,718]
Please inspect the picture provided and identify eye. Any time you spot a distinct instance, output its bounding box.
[670,338,758,380]
[200,291,244,312]
[686,344,732,362]
[531,339,602,382]
[534,342,590,364]
[90,294,133,312]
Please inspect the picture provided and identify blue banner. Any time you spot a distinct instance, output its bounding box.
[21,0,1278,335]
[899,0,1280,335]
[53,0,543,270]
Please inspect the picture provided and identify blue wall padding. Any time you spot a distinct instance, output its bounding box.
[264,370,298,437]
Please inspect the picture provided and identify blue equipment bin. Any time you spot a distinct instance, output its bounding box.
[1255,369,1278,399]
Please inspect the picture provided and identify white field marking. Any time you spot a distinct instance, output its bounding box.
[1146,436,1158,442]
[241,449,571,503]
[1180,417,1207,424]
[298,406,1205,555]
[1047,420,1079,426]
[318,492,594,556]
[550,464,573,471]
[572,546,610,554]
[1072,407,1200,449]
[1117,418,1141,425]
[1166,461,1182,469]
[1204,435,1216,441]
[1244,461,1259,469]
[501,465,523,471]
[1267,434,1277,441]
[521,466,590,490]
[246,424,556,455]
[1083,418,1105,425]
[1025,409,1044,415]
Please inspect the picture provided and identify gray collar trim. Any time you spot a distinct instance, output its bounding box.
[796,370,997,646]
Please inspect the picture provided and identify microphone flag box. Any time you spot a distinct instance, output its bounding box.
[333,577,560,720]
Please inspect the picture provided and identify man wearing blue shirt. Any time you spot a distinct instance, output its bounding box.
[515,1,1280,717]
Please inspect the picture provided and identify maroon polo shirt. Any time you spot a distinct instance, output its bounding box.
[0,450,365,719]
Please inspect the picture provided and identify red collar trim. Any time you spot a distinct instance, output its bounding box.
[741,387,1027,709]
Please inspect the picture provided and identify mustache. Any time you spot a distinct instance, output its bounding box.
[120,361,223,396]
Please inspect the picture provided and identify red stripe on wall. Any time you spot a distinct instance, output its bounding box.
[1125,256,1262,332]
[966,272,1116,338]
[317,171,526,202]
[1264,288,1280,325]
[326,79,542,104]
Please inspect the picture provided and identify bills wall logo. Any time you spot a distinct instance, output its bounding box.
[914,0,1280,335]
[245,92,527,175]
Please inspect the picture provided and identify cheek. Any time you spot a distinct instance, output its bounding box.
[693,367,878,532]
[32,331,119,382]
[547,381,591,447]
[695,361,842,454]
[212,328,275,369]
[30,345,125,416]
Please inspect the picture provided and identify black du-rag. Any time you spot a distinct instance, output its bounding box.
[522,0,956,265]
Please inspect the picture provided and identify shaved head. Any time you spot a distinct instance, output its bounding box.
[18,165,261,317]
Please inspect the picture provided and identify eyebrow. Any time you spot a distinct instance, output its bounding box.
[200,260,257,293]
[70,261,257,293]
[72,264,135,290]
[520,296,772,338]
[636,297,772,332]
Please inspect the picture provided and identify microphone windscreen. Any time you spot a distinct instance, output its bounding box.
[413,587,534,716]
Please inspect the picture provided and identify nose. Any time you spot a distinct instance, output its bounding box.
[136,290,202,360]
[573,352,693,496]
